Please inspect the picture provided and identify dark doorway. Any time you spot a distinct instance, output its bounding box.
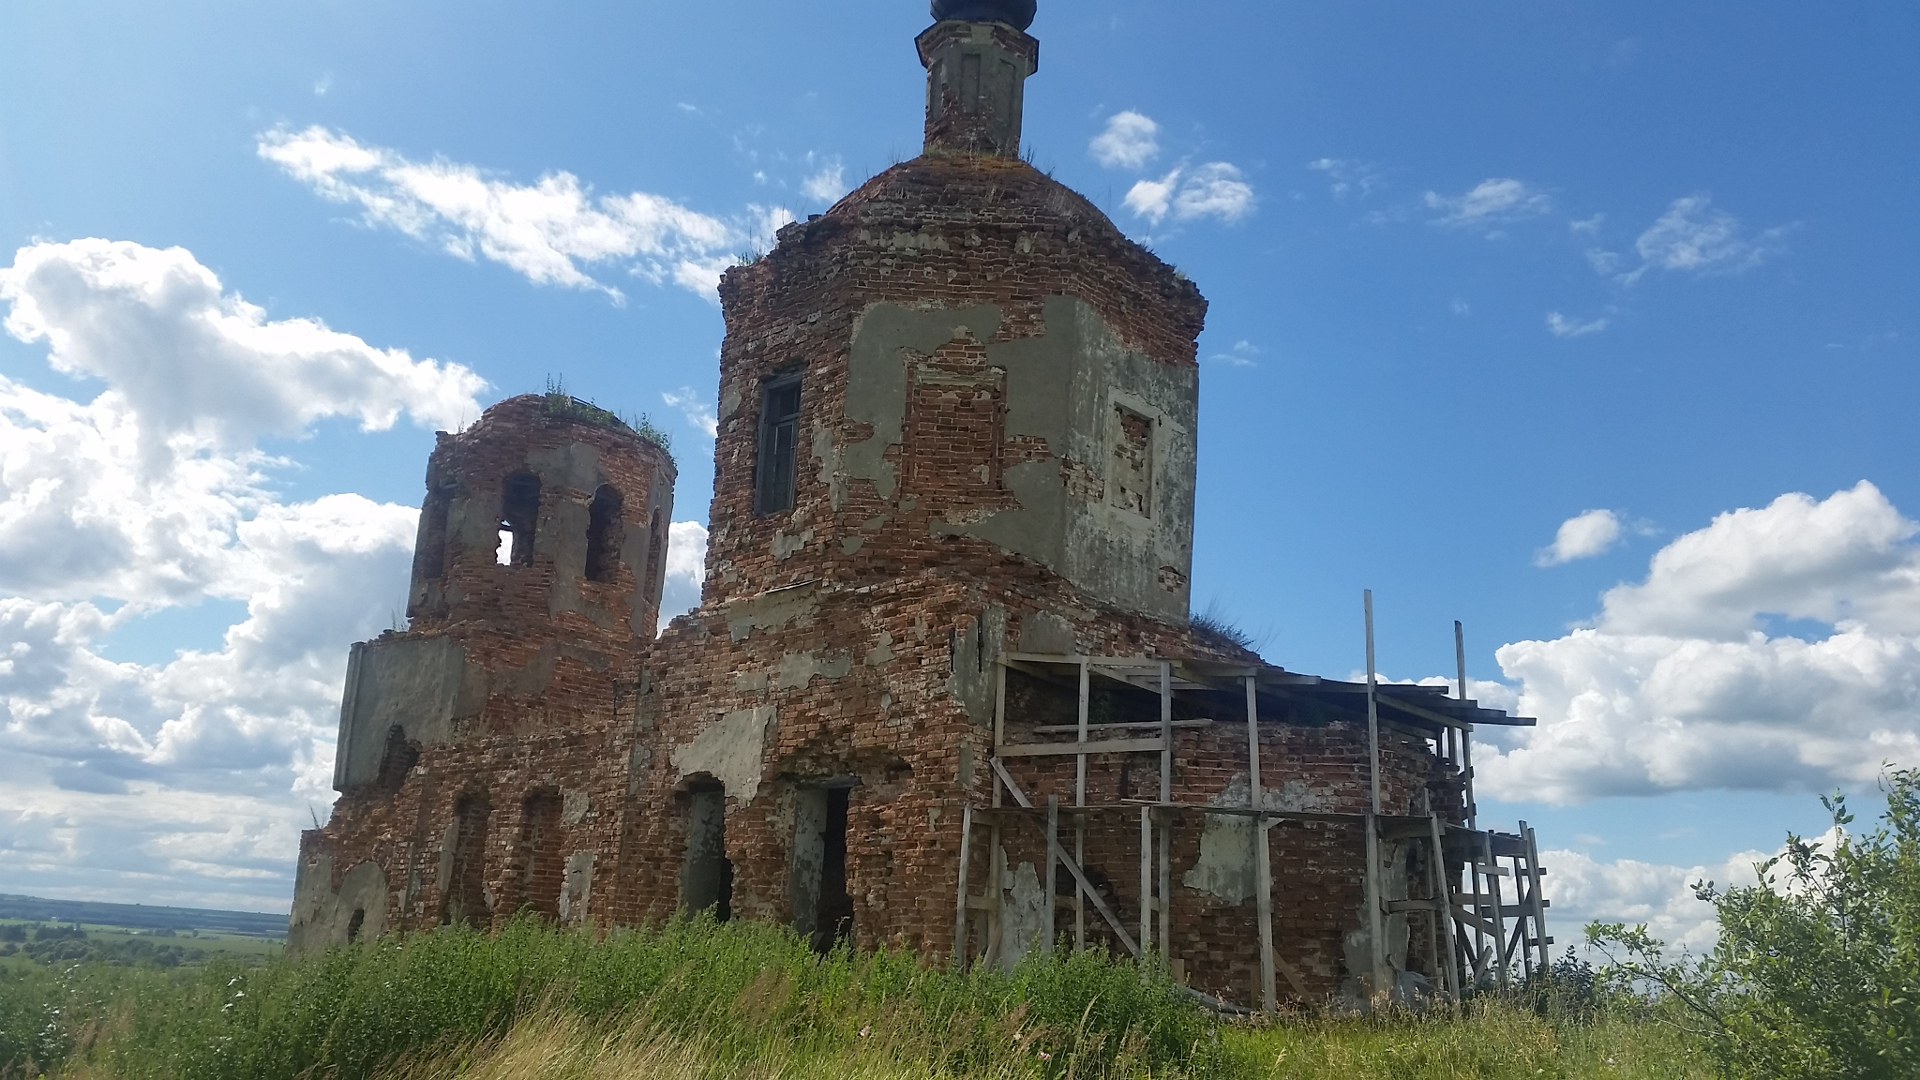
[442,792,491,928]
[518,791,563,918]
[681,783,732,921]
[816,786,854,951]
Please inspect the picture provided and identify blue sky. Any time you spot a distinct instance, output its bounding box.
[2,0,1915,949]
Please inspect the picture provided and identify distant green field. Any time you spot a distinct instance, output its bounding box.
[0,894,284,972]
[0,893,286,938]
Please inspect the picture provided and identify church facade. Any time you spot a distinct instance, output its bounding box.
[289,1,1548,1010]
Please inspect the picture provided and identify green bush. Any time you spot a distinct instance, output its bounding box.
[1590,766,1920,1079]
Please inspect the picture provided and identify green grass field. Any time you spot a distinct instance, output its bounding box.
[0,919,282,973]
[0,917,1713,1080]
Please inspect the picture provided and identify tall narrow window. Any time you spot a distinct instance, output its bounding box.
[644,508,668,603]
[442,792,491,928]
[754,375,802,515]
[498,473,541,567]
[584,485,624,583]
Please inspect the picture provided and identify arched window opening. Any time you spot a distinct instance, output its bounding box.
[680,780,732,921]
[497,473,541,568]
[518,790,564,918]
[375,725,419,793]
[644,508,668,603]
[442,792,491,928]
[584,485,625,583]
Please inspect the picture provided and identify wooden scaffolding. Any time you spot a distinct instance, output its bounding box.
[952,617,1550,1011]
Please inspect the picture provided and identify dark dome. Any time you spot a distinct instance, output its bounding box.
[930,0,1036,31]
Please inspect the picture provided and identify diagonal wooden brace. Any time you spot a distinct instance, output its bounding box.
[990,757,1142,957]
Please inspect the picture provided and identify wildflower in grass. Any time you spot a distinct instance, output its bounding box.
[858,1025,870,1038]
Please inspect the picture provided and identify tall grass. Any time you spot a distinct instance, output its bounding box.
[0,917,1715,1079]
[4,917,1208,1080]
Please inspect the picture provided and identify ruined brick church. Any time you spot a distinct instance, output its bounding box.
[291,0,1550,1009]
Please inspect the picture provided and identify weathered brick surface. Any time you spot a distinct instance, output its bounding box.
[293,17,1484,1008]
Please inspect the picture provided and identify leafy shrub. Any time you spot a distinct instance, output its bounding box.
[1590,766,1920,1079]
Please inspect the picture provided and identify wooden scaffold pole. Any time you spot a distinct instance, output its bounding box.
[1248,673,1277,1012]
[1157,660,1173,961]
[1075,658,1089,951]
[1363,590,1389,1000]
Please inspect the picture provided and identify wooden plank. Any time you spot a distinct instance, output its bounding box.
[1364,812,1387,998]
[1249,673,1276,1013]
[1075,659,1088,953]
[952,803,973,965]
[1005,652,1166,668]
[996,737,1166,757]
[1524,823,1550,974]
[1430,811,1462,1001]
[1139,806,1153,956]
[1485,831,1509,989]
[1158,818,1171,962]
[1272,946,1311,1000]
[992,659,1007,763]
[990,757,1033,809]
[1450,903,1498,937]
[1044,796,1058,955]
[1362,592,1387,1000]
[1374,693,1472,730]
[1031,719,1213,734]
[984,825,1004,970]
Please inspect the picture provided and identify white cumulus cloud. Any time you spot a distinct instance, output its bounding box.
[656,520,709,627]
[1125,163,1256,226]
[1482,482,1920,803]
[1545,844,1770,956]
[0,239,467,908]
[257,125,781,301]
[1423,178,1553,231]
[0,240,482,604]
[1537,509,1625,566]
[1090,111,1161,170]
[2,239,483,449]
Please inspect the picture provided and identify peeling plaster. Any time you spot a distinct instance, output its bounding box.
[561,789,590,826]
[1183,774,1336,903]
[997,861,1047,970]
[672,706,776,803]
[774,650,853,690]
[560,851,594,924]
[723,583,819,642]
